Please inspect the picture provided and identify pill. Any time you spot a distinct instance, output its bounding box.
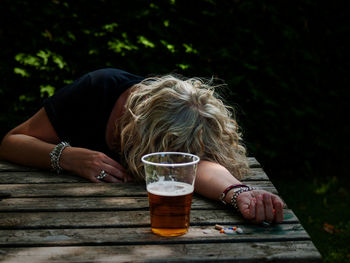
[224,229,235,234]
[215,224,224,230]
[236,228,243,234]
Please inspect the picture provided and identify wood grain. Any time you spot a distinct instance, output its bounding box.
[0,209,299,229]
[0,181,276,198]
[0,157,260,172]
[0,224,310,246]
[0,158,322,263]
[0,241,321,262]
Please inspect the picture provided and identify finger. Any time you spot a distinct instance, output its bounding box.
[121,173,134,183]
[102,174,122,183]
[272,197,284,223]
[263,193,274,223]
[89,175,103,183]
[236,193,253,219]
[103,164,128,181]
[95,167,123,183]
[237,192,252,211]
[102,155,127,172]
[255,194,265,223]
[271,195,285,208]
[248,197,256,220]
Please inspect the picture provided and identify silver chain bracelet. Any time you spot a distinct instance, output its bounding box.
[49,141,70,174]
[230,185,256,212]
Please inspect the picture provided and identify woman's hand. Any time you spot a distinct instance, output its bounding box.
[237,189,284,224]
[60,146,133,183]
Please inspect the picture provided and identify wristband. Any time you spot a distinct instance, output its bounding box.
[230,185,256,212]
[219,184,249,204]
[49,141,70,174]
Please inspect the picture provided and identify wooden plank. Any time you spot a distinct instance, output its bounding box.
[0,171,86,184]
[0,183,147,198]
[0,209,299,229]
[0,161,38,172]
[0,168,268,184]
[247,157,261,168]
[244,167,269,181]
[0,224,310,247]
[0,181,276,198]
[0,158,259,172]
[0,190,279,212]
[0,196,150,211]
[0,241,321,262]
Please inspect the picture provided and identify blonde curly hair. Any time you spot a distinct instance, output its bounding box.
[114,75,249,181]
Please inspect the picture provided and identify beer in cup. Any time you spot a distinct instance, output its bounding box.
[141,152,200,236]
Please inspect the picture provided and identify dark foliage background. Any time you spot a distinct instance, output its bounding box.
[1,0,349,261]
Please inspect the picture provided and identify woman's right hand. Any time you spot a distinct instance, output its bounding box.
[60,146,133,183]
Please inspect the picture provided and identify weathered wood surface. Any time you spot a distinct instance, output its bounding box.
[0,167,269,184]
[0,157,260,171]
[0,241,321,263]
[0,181,277,199]
[0,159,321,262]
[0,224,309,246]
[0,209,300,229]
[1,195,282,212]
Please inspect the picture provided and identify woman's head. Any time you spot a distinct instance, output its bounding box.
[116,75,249,181]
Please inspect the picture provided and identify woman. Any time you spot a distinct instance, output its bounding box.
[0,68,284,225]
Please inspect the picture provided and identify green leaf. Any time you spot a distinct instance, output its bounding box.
[176,63,190,70]
[102,22,119,32]
[63,80,73,85]
[40,85,55,98]
[160,40,175,53]
[138,36,155,48]
[14,68,30,77]
[108,33,139,55]
[108,39,138,55]
[37,50,50,65]
[52,54,67,69]
[67,31,76,41]
[19,94,35,102]
[15,53,41,67]
[183,43,198,54]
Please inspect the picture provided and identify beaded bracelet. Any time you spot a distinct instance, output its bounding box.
[219,184,249,204]
[49,141,70,174]
[230,185,256,212]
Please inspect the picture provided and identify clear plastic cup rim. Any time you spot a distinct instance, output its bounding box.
[141,152,200,167]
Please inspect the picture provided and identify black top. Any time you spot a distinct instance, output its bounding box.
[43,68,144,156]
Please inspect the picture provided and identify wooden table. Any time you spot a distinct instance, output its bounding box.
[0,158,321,262]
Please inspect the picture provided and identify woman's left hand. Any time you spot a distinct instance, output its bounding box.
[237,189,284,224]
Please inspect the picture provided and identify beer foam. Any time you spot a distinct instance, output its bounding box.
[147,181,194,196]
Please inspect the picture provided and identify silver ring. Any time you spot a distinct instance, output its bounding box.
[96,170,108,180]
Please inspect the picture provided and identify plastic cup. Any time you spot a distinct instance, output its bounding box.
[141,152,200,236]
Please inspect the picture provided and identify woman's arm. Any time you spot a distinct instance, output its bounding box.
[0,108,129,183]
[195,160,284,224]
[0,108,59,168]
[195,161,241,202]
